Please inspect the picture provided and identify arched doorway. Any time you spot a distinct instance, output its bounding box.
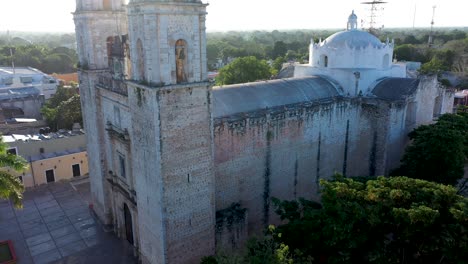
[124,204,134,245]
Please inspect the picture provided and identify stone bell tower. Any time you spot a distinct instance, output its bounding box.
[126,0,214,263]
[73,0,128,223]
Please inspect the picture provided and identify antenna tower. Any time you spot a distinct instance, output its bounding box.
[428,5,436,47]
[7,30,15,74]
[361,1,388,33]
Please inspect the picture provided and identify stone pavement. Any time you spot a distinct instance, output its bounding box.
[0,179,137,264]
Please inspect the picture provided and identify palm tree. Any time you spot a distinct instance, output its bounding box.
[0,137,28,208]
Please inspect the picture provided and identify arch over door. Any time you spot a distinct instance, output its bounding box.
[124,203,134,245]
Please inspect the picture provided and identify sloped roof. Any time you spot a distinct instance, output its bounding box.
[372,78,420,100]
[0,87,41,100]
[213,76,341,118]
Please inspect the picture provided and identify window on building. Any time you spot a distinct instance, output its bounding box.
[7,147,17,156]
[433,96,442,118]
[72,164,81,177]
[320,54,328,68]
[382,54,390,69]
[136,39,145,81]
[118,153,126,178]
[4,77,13,85]
[103,0,112,10]
[107,36,115,68]
[45,169,55,183]
[175,39,188,83]
[20,77,33,84]
[114,106,121,128]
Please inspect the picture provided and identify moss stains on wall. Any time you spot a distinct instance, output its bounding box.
[263,130,273,227]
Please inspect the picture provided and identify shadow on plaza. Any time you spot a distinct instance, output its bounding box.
[0,179,137,264]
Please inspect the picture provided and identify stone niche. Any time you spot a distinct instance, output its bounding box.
[215,203,248,251]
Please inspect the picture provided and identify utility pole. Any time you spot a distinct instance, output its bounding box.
[7,30,15,74]
[428,5,436,47]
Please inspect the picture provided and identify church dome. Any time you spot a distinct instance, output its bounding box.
[323,30,383,49]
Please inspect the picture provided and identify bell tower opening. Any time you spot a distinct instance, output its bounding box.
[103,0,111,10]
[175,39,188,84]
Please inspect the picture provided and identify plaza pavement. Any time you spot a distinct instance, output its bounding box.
[0,178,137,264]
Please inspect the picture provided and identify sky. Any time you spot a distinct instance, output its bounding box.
[0,0,466,33]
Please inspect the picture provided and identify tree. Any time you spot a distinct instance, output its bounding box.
[270,176,468,263]
[272,56,286,72]
[41,86,81,131]
[56,95,83,130]
[0,137,28,208]
[395,113,468,185]
[216,56,274,85]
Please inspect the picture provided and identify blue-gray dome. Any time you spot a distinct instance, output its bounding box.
[324,30,383,49]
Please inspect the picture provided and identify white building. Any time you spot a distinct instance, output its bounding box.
[0,67,58,99]
[295,11,406,96]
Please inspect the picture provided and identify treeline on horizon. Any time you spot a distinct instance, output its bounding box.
[0,32,77,74]
[0,28,467,76]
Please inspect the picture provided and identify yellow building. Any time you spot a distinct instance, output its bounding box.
[3,132,88,188]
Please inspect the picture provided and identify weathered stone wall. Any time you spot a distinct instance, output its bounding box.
[212,75,455,242]
[78,70,111,224]
[0,96,45,119]
[127,2,208,84]
[214,98,391,234]
[157,82,215,263]
[126,81,215,264]
[215,203,248,251]
[128,83,165,264]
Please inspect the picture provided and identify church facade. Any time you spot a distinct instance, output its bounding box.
[73,1,454,263]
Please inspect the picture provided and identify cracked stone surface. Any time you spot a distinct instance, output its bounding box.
[0,179,137,264]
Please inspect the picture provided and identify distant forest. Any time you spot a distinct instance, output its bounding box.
[0,32,77,74]
[0,28,467,79]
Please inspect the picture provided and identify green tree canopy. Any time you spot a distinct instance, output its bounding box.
[216,56,274,85]
[395,113,468,185]
[270,176,468,264]
[41,86,82,131]
[206,176,468,263]
[0,137,28,208]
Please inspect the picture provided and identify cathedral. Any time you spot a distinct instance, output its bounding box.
[73,1,454,263]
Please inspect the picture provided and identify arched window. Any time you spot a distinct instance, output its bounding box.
[320,54,328,68]
[103,0,112,10]
[382,54,390,69]
[136,39,145,81]
[175,39,188,83]
[433,96,442,118]
[106,37,114,67]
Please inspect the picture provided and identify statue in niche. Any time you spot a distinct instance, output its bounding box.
[175,40,187,83]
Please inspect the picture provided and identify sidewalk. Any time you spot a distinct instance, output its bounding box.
[0,180,136,264]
